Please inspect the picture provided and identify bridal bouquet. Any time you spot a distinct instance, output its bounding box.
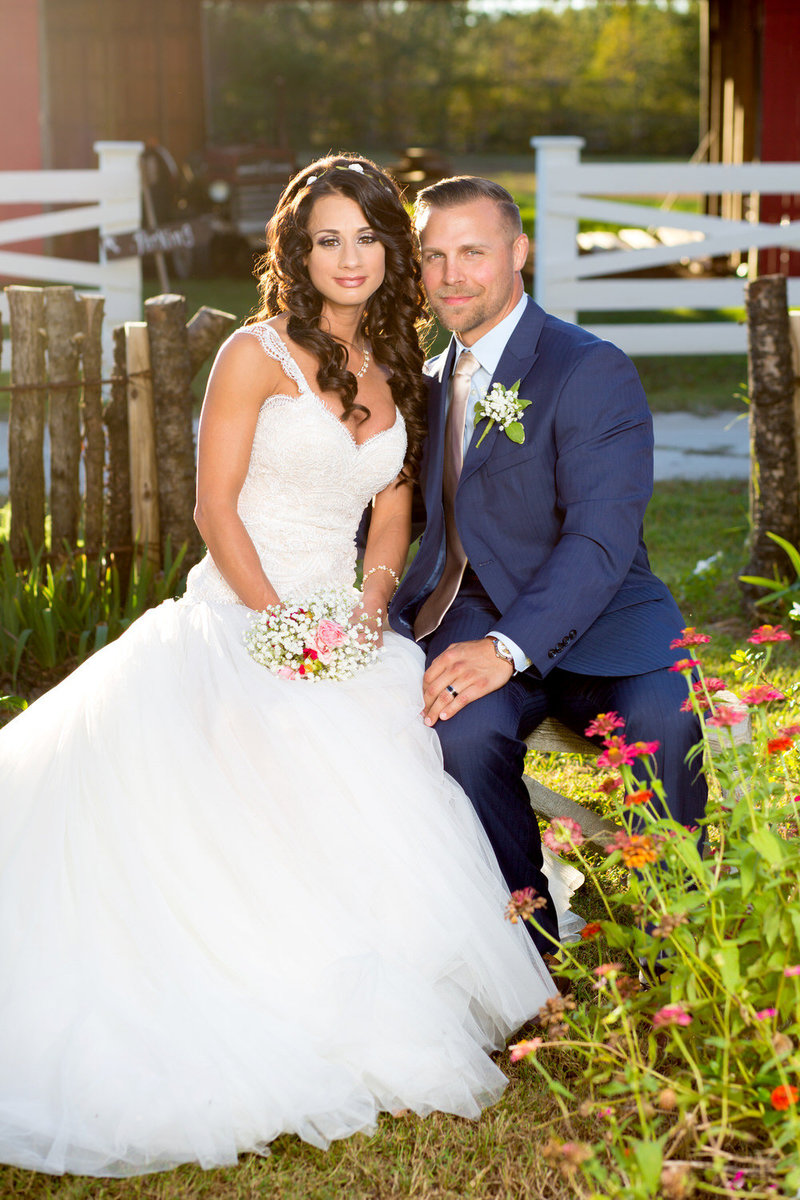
[244,587,380,682]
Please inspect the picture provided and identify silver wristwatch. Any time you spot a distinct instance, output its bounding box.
[486,635,515,669]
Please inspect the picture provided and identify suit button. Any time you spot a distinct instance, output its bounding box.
[548,649,557,659]
[569,629,577,639]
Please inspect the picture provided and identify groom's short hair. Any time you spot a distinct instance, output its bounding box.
[414,177,523,239]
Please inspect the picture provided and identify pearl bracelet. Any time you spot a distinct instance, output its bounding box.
[363,564,400,593]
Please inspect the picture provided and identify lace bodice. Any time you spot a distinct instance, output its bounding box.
[184,322,407,606]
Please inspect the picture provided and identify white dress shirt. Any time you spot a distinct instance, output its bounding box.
[448,295,532,674]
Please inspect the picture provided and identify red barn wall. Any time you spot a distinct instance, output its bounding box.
[0,0,44,255]
[758,0,800,274]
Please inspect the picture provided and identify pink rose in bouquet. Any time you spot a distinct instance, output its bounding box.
[312,618,348,659]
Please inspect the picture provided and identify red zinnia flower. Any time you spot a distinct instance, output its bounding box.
[767,736,794,755]
[770,1084,799,1110]
[748,624,791,644]
[580,922,602,939]
[670,627,711,648]
[669,658,700,674]
[584,712,625,739]
[624,788,654,807]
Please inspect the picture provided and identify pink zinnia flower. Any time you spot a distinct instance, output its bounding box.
[593,962,623,982]
[509,1037,543,1061]
[748,624,791,644]
[630,739,660,758]
[740,685,786,706]
[780,725,800,737]
[596,737,637,768]
[706,705,747,728]
[542,816,584,854]
[505,887,547,924]
[596,775,623,795]
[652,1004,691,1029]
[784,965,800,977]
[669,658,701,674]
[754,1008,777,1020]
[670,627,711,648]
[680,677,728,712]
[584,712,625,739]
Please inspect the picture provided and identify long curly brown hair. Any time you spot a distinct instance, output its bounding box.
[248,153,429,481]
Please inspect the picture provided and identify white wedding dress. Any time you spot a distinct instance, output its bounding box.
[0,323,580,1178]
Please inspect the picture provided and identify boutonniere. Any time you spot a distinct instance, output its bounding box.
[473,380,531,447]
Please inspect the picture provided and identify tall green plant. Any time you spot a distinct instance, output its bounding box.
[0,542,187,689]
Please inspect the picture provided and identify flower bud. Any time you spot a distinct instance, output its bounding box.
[658,1087,678,1111]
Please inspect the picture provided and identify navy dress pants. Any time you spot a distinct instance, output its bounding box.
[424,590,707,955]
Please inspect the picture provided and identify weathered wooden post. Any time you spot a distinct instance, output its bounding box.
[79,295,106,557]
[125,321,160,565]
[145,294,200,564]
[45,286,82,551]
[186,306,236,379]
[741,275,800,609]
[105,325,133,586]
[6,286,46,558]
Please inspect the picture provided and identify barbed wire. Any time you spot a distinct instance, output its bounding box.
[0,369,152,395]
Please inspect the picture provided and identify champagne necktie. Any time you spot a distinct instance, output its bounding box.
[414,350,481,640]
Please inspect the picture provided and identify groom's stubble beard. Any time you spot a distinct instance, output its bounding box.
[425,279,515,338]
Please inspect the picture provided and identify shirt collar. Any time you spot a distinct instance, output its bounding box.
[454,292,527,377]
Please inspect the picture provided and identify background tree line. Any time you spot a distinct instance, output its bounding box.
[204,0,700,159]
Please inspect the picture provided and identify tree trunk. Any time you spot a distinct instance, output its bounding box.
[105,324,133,590]
[145,294,201,564]
[7,286,46,559]
[186,305,236,380]
[741,274,800,609]
[79,294,105,556]
[45,286,82,552]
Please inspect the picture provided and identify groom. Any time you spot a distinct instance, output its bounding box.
[389,177,707,951]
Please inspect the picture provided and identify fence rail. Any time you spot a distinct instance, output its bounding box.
[532,137,800,356]
[0,142,143,366]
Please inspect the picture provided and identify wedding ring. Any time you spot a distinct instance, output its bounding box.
[445,684,458,698]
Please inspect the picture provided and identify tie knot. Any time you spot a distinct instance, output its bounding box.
[453,350,480,380]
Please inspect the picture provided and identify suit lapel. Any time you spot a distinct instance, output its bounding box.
[460,298,545,483]
[424,339,457,508]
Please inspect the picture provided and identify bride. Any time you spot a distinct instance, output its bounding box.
[0,154,577,1178]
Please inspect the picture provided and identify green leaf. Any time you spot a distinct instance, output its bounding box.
[712,942,741,990]
[748,827,786,866]
[505,422,525,444]
[631,1135,665,1193]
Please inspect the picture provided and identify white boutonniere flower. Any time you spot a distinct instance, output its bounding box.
[473,380,531,447]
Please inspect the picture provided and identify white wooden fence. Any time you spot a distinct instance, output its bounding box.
[532,136,800,356]
[0,141,142,364]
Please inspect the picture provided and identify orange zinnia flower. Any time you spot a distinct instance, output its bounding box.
[770,1084,799,1110]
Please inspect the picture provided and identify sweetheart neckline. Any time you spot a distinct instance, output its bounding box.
[254,322,402,450]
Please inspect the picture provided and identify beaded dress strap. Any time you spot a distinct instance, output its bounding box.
[243,322,311,396]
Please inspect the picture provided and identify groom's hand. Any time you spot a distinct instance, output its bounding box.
[422,639,513,726]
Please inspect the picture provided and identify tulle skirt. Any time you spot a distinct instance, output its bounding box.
[0,597,577,1176]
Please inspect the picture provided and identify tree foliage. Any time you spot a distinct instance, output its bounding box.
[204,0,700,157]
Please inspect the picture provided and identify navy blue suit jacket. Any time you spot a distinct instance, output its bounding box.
[390,298,684,679]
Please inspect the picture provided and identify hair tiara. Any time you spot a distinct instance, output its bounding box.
[305,163,393,192]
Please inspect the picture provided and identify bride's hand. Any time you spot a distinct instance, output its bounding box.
[350,601,385,648]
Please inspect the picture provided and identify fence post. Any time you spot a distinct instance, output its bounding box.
[144,294,200,565]
[530,136,584,324]
[95,141,143,368]
[6,286,46,558]
[79,295,106,556]
[105,325,133,587]
[45,285,82,551]
[125,321,160,565]
[741,276,800,610]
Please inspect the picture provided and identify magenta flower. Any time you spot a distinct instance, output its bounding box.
[706,705,747,728]
[652,1004,692,1029]
[584,712,625,739]
[680,677,728,712]
[509,1037,543,1061]
[670,627,711,648]
[669,658,701,674]
[596,737,637,768]
[784,965,800,977]
[748,624,791,644]
[629,739,660,758]
[754,1008,777,1020]
[596,775,623,795]
[542,816,585,854]
[740,684,786,706]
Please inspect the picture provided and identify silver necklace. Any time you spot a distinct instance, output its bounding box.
[354,346,370,378]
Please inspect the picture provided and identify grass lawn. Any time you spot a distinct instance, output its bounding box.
[2,475,798,1199]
